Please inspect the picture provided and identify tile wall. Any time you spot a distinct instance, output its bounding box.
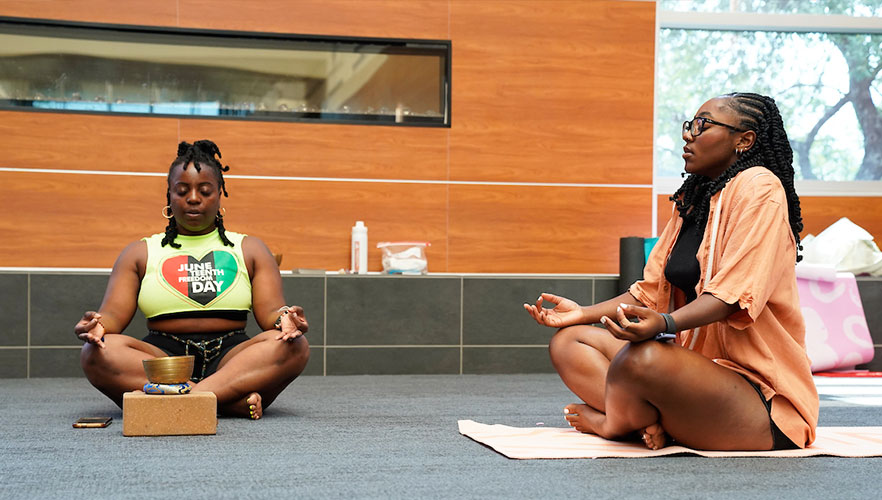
[2,272,880,378]
[0,272,620,377]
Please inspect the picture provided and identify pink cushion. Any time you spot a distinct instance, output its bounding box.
[799,273,874,372]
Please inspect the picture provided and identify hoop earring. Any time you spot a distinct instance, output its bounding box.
[735,148,743,155]
[220,207,226,216]
[162,206,174,219]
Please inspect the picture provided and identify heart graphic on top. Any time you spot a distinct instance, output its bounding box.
[160,251,237,306]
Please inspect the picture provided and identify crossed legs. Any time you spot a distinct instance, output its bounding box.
[81,331,309,419]
[548,324,774,451]
[194,331,309,418]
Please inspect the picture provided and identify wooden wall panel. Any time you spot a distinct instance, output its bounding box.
[449,0,655,184]
[0,0,449,38]
[0,171,448,271]
[0,111,178,172]
[450,186,652,274]
[656,194,675,236]
[224,178,448,273]
[0,1,177,26]
[0,172,167,267]
[178,0,450,39]
[0,0,661,273]
[179,119,448,180]
[800,196,882,242]
[0,112,447,181]
[656,194,882,245]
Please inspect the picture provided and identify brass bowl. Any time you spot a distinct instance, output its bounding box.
[143,355,195,384]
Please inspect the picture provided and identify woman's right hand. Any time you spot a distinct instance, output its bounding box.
[74,311,106,349]
[523,292,584,328]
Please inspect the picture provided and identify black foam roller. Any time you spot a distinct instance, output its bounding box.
[618,236,645,294]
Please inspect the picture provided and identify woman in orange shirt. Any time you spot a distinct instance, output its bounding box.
[525,93,818,450]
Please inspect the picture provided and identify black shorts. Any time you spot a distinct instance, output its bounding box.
[742,375,799,450]
[143,330,250,382]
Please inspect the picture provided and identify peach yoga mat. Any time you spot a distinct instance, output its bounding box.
[458,420,882,459]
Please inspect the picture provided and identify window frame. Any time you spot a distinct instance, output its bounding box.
[0,15,453,128]
[654,7,882,236]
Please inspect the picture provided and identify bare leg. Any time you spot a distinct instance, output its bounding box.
[192,330,309,418]
[562,340,775,451]
[551,325,666,445]
[548,324,628,412]
[80,334,168,407]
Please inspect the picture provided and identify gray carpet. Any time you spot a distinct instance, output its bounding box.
[1,374,881,499]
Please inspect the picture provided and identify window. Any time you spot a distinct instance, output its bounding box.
[656,1,882,192]
[0,16,451,127]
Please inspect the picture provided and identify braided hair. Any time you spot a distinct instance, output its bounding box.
[670,92,803,261]
[161,140,234,248]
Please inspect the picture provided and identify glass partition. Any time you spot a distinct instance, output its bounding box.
[0,17,450,126]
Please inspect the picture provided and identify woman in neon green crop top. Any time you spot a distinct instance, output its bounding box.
[74,140,308,419]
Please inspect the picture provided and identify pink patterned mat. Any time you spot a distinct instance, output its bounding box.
[458,420,882,459]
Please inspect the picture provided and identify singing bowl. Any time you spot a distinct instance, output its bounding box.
[143,355,195,384]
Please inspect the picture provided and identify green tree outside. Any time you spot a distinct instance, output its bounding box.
[657,0,882,181]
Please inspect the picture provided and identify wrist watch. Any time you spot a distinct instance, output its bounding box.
[654,313,677,341]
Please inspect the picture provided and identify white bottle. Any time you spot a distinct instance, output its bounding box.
[351,221,368,274]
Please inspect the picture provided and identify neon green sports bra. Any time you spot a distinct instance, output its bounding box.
[138,229,252,319]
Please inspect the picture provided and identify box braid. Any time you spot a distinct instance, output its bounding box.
[670,93,804,261]
[161,140,234,248]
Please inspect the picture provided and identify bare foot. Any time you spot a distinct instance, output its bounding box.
[245,393,263,420]
[640,422,667,450]
[219,392,263,419]
[563,403,600,434]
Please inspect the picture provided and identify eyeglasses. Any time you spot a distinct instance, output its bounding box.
[682,117,746,137]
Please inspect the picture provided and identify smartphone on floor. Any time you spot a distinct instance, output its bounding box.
[72,416,112,428]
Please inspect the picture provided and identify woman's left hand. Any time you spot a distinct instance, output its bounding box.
[600,303,665,342]
[275,305,308,342]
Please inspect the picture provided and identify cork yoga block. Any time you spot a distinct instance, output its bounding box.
[122,391,217,436]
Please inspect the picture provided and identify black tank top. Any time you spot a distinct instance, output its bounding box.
[664,215,705,303]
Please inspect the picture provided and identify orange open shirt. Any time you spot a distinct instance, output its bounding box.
[631,167,819,447]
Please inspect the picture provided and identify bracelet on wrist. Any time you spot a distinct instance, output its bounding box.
[274,306,290,330]
[654,313,677,341]
[660,312,677,333]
